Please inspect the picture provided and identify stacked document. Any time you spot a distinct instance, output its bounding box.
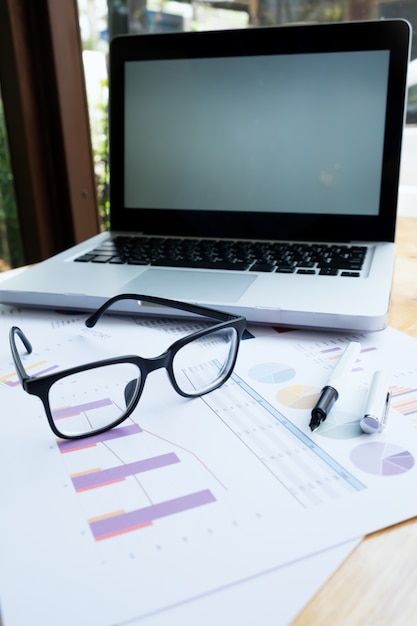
[1,305,417,625]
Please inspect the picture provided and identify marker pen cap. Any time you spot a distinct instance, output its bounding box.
[360,415,383,434]
[360,370,391,434]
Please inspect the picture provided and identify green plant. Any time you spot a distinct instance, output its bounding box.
[0,92,25,269]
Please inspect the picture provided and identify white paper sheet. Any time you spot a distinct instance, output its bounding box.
[1,305,416,625]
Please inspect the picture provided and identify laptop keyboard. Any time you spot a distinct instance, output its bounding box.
[74,236,367,277]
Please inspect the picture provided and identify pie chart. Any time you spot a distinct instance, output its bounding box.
[276,384,320,410]
[248,362,296,384]
[316,412,363,439]
[350,442,415,476]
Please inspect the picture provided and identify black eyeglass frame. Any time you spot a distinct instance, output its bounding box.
[10,293,246,440]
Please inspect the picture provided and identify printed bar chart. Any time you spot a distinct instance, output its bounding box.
[390,385,417,417]
[71,453,180,492]
[320,346,343,359]
[1,361,59,387]
[294,336,377,373]
[53,398,114,420]
[89,490,217,541]
[57,422,143,453]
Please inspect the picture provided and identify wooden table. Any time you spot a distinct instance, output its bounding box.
[293,216,417,626]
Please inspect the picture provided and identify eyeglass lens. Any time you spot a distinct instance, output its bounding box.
[48,326,238,438]
[172,326,237,395]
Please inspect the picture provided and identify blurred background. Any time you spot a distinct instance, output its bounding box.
[0,0,416,271]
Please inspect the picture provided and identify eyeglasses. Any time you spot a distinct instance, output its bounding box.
[10,293,246,440]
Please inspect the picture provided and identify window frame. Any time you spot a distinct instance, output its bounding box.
[0,0,99,265]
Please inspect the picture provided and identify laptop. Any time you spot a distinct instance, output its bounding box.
[0,19,411,331]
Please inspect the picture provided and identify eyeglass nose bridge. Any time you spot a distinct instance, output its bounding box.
[124,350,177,409]
[140,350,174,378]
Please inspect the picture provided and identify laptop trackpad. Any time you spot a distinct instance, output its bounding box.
[121,269,255,303]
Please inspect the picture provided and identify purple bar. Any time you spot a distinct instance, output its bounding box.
[5,365,59,387]
[57,423,142,453]
[90,489,216,540]
[35,365,60,377]
[72,452,180,491]
[360,347,377,353]
[320,347,341,354]
[53,397,113,420]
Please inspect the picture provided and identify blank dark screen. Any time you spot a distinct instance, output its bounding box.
[124,50,389,216]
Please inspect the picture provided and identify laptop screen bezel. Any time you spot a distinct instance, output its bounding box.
[109,20,410,243]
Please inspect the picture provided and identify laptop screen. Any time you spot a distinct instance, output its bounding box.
[110,21,410,242]
[124,50,389,217]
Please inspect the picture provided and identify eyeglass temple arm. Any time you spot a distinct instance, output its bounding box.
[9,326,33,383]
[85,293,241,328]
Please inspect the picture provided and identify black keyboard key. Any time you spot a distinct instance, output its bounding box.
[91,255,115,263]
[250,263,276,272]
[127,259,149,265]
[276,265,296,274]
[74,254,96,262]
